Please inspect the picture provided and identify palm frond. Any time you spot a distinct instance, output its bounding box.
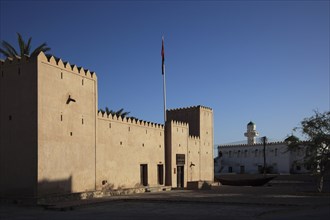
[0,48,11,58]
[25,37,32,56]
[17,33,25,57]
[31,42,50,57]
[1,40,18,57]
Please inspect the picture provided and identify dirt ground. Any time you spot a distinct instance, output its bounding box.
[1,177,329,220]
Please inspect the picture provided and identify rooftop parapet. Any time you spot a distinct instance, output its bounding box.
[169,120,189,128]
[42,53,96,79]
[0,54,31,66]
[97,111,164,130]
[218,140,310,148]
[1,52,97,79]
[167,105,212,113]
[189,135,201,140]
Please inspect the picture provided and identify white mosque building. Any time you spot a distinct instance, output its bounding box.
[216,122,309,175]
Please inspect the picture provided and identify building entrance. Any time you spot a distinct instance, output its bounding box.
[140,164,148,186]
[177,166,184,188]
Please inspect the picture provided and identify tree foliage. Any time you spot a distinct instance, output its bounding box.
[287,110,330,192]
[0,33,51,58]
[99,107,131,119]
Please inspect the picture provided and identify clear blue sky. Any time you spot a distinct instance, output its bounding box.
[1,0,329,145]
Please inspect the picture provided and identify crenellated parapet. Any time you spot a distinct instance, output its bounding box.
[38,52,96,79]
[167,105,212,113]
[0,54,32,66]
[219,140,310,148]
[188,135,200,141]
[1,52,97,80]
[169,120,189,128]
[97,111,164,130]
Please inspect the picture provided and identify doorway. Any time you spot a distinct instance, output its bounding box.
[157,164,164,185]
[177,166,184,188]
[140,164,148,186]
[240,165,245,174]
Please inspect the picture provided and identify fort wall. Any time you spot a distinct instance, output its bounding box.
[0,52,214,197]
[96,113,165,189]
[165,121,189,187]
[0,56,38,197]
[187,135,201,181]
[36,52,97,195]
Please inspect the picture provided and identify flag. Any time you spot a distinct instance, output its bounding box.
[161,36,165,75]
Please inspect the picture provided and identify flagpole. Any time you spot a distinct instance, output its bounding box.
[161,36,167,123]
[163,64,167,123]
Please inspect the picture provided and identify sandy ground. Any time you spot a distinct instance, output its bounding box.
[1,180,329,220]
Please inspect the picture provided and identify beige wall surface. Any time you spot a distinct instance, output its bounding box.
[167,106,214,184]
[167,107,200,137]
[97,114,165,190]
[0,57,38,197]
[199,107,214,181]
[37,53,97,195]
[166,121,189,187]
[0,53,214,197]
[187,136,201,182]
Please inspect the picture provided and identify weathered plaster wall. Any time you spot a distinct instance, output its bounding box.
[219,142,308,174]
[199,107,214,181]
[37,53,97,195]
[96,113,165,189]
[0,56,38,197]
[166,106,214,184]
[187,136,201,181]
[165,121,189,187]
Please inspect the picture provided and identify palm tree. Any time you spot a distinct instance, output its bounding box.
[0,33,51,59]
[99,107,131,118]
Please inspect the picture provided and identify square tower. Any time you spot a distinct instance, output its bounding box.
[0,52,98,197]
[165,106,214,187]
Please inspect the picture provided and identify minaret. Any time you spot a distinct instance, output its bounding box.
[244,121,259,145]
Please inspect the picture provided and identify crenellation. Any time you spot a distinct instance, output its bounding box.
[219,140,310,148]
[167,105,212,113]
[97,113,164,130]
[188,135,200,140]
[35,53,97,79]
[48,55,57,65]
[57,59,65,69]
[71,65,78,74]
[170,120,188,128]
